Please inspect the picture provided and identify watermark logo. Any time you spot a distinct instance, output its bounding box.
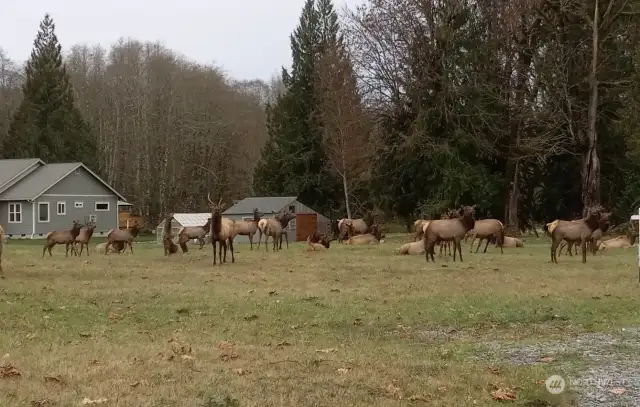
[545,375,566,394]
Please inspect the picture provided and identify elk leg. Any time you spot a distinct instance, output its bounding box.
[198,237,205,249]
[284,233,289,249]
[264,234,269,252]
[581,239,588,263]
[456,239,463,262]
[249,233,253,251]
[220,240,226,263]
[550,238,560,264]
[104,242,111,255]
[228,238,235,263]
[42,244,48,257]
[482,238,490,253]
[469,235,477,253]
[212,240,217,265]
[257,230,262,249]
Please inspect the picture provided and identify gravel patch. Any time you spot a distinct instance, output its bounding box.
[481,328,640,407]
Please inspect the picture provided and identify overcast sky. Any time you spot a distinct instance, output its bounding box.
[1,0,365,80]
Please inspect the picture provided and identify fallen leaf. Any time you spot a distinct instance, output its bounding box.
[80,397,108,405]
[88,360,100,365]
[337,368,350,374]
[0,363,21,378]
[289,325,300,329]
[609,387,626,395]
[491,388,516,401]
[44,375,65,385]
[539,357,554,363]
[216,341,235,350]
[130,381,140,387]
[244,314,258,321]
[315,348,337,354]
[176,307,189,314]
[592,296,601,300]
[79,332,92,338]
[540,293,549,298]
[181,355,194,360]
[408,394,429,402]
[487,365,501,375]
[330,288,340,292]
[31,399,54,407]
[382,383,403,399]
[535,380,545,385]
[233,368,250,375]
[353,318,363,326]
[268,290,277,296]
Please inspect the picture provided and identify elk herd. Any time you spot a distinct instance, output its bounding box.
[0,199,637,279]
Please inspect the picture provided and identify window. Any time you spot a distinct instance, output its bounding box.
[88,215,97,223]
[95,202,109,211]
[38,202,50,223]
[8,203,22,223]
[75,201,83,208]
[288,205,296,213]
[57,201,66,215]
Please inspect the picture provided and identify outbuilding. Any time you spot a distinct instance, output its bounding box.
[155,213,211,244]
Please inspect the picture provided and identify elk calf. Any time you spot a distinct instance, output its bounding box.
[43,221,83,257]
[163,214,178,256]
[306,236,328,251]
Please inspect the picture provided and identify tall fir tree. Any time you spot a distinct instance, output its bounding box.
[2,14,96,164]
[253,0,338,214]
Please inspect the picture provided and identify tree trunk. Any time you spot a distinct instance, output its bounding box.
[583,0,601,215]
[507,160,521,236]
[342,172,352,219]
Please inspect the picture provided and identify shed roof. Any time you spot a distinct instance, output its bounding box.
[158,213,211,228]
[223,196,297,215]
[0,158,43,191]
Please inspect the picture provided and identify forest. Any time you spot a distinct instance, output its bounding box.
[1,0,639,234]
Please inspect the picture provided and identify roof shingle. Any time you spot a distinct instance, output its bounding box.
[0,158,42,191]
[0,163,80,200]
[223,196,297,215]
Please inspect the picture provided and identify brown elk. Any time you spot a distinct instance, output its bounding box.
[337,212,374,242]
[0,224,4,278]
[424,205,476,262]
[263,210,296,252]
[467,219,505,254]
[163,214,178,256]
[502,236,524,248]
[42,220,83,257]
[598,230,637,251]
[177,217,211,253]
[96,242,125,253]
[550,206,606,264]
[306,235,328,251]
[559,214,611,256]
[256,210,277,249]
[413,219,429,241]
[73,222,96,256]
[233,208,262,250]
[344,223,383,245]
[398,239,425,255]
[104,221,141,255]
[208,193,237,265]
[308,230,331,248]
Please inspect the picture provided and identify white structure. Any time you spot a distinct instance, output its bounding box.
[155,213,211,244]
[631,211,640,281]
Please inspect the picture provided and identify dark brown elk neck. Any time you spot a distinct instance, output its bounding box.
[253,209,261,222]
[71,225,83,239]
[202,218,212,229]
[584,214,600,231]
[460,215,475,232]
[85,226,96,239]
[128,224,141,237]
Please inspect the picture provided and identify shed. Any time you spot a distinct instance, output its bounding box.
[155,213,211,244]
[222,196,331,244]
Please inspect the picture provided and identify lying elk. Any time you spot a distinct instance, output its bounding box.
[306,235,328,251]
[177,217,211,253]
[337,212,375,243]
[550,206,606,264]
[0,224,4,278]
[73,222,96,256]
[344,223,384,245]
[105,221,141,255]
[424,205,476,262]
[96,242,125,254]
[559,214,611,256]
[263,210,296,252]
[502,236,524,248]
[308,230,331,248]
[43,220,83,257]
[163,214,178,256]
[598,230,637,251]
[467,218,505,254]
[233,208,262,250]
[398,239,425,255]
[208,193,237,265]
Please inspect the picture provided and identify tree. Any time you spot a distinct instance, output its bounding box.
[3,14,96,164]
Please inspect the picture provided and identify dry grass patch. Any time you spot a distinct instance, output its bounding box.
[0,234,636,406]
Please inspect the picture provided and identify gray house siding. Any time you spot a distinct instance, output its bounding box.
[32,195,118,236]
[0,201,34,236]
[45,167,115,196]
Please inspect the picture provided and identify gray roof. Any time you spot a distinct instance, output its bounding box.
[223,196,297,215]
[0,161,127,201]
[0,158,43,191]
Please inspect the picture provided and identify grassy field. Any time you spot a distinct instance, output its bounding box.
[0,233,638,407]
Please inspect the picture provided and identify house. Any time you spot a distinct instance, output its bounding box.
[118,200,144,229]
[155,213,211,244]
[0,158,127,239]
[222,196,331,244]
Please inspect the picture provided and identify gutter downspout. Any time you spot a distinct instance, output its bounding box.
[30,199,35,239]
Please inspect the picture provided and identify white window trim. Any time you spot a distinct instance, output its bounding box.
[95,201,110,211]
[75,201,84,208]
[57,201,66,215]
[8,202,22,224]
[38,202,50,223]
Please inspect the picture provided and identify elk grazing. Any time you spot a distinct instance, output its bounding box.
[306,235,328,251]
[0,224,4,278]
[233,208,262,250]
[42,220,83,257]
[163,214,179,256]
[398,239,425,255]
[177,217,211,253]
[337,212,374,242]
[96,242,125,253]
[424,205,476,262]
[263,210,296,252]
[550,206,605,264]
[598,230,637,251]
[467,218,505,254]
[208,193,237,265]
[104,221,141,255]
[73,222,96,256]
[344,223,383,245]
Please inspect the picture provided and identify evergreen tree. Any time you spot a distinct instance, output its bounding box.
[2,14,95,164]
[253,0,338,214]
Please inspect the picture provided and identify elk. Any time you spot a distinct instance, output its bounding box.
[73,222,96,256]
[308,230,331,248]
[104,221,141,255]
[467,219,505,254]
[598,230,637,251]
[344,223,383,245]
[424,205,476,262]
[0,224,4,278]
[208,193,237,265]
[42,220,83,257]
[233,208,262,250]
[163,214,178,256]
[263,210,296,252]
[337,212,374,242]
[502,236,524,248]
[177,217,211,253]
[413,219,429,241]
[550,206,605,264]
[306,235,328,251]
[398,239,425,255]
[559,214,611,256]
[96,242,125,253]
[256,210,277,249]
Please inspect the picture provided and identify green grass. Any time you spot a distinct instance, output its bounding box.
[0,233,636,406]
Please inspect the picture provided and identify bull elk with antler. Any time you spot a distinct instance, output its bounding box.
[207,193,237,265]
